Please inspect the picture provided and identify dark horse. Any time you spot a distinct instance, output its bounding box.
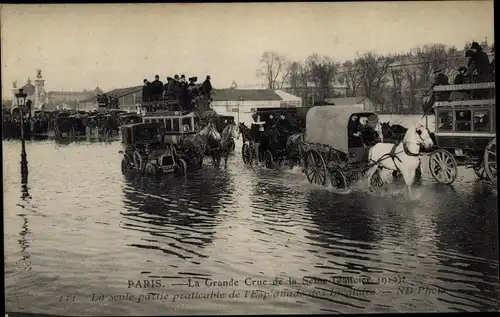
[380,121,408,143]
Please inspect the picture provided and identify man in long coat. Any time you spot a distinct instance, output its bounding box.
[466,42,491,83]
[201,75,213,97]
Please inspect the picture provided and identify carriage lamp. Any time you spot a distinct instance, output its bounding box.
[15,88,29,190]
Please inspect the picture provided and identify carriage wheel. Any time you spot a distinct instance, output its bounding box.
[264,150,274,169]
[132,151,144,171]
[242,143,252,165]
[370,168,385,187]
[305,150,327,186]
[329,168,348,192]
[176,158,187,175]
[121,156,131,173]
[473,163,488,180]
[484,138,497,184]
[429,149,457,184]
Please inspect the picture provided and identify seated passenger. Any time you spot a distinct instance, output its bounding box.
[364,114,383,144]
[348,115,363,148]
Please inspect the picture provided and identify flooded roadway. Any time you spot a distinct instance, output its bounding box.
[3,139,498,315]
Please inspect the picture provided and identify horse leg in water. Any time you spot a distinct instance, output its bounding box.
[399,164,416,200]
[224,149,229,168]
[211,150,220,168]
[365,164,381,188]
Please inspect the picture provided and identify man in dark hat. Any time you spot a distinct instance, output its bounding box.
[188,77,197,87]
[201,75,213,97]
[366,113,383,144]
[465,43,491,82]
[163,77,172,97]
[152,75,163,101]
[142,79,151,103]
[422,69,450,114]
[454,66,468,85]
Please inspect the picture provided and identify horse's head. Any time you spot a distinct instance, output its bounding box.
[200,123,221,144]
[220,124,235,144]
[405,123,434,149]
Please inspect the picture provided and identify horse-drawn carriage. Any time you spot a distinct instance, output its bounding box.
[54,112,79,137]
[241,107,308,168]
[427,81,496,185]
[120,122,188,175]
[299,106,433,195]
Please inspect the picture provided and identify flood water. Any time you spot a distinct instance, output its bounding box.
[3,138,499,315]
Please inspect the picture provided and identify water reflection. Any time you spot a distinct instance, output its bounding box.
[18,158,32,271]
[431,183,498,259]
[120,168,233,262]
[17,212,32,271]
[426,183,499,311]
[305,191,382,248]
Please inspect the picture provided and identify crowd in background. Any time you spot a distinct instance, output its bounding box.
[142,74,213,111]
[2,107,140,140]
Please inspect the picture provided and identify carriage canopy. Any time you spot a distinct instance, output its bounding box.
[304,106,376,154]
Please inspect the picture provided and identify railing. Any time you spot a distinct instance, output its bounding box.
[433,82,495,92]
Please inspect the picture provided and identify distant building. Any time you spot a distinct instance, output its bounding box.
[210,88,302,125]
[79,85,143,112]
[11,74,47,111]
[46,87,103,109]
[10,69,103,111]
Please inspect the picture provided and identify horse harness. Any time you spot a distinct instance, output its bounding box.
[370,129,425,172]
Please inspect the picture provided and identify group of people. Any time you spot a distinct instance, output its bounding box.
[2,107,54,138]
[463,41,495,83]
[142,74,213,110]
[422,41,495,114]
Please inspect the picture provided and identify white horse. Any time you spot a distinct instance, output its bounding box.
[365,123,434,199]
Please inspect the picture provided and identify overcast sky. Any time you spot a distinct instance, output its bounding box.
[1,2,494,98]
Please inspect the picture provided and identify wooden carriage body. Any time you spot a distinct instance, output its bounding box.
[304,106,378,163]
[429,81,496,185]
[141,111,205,169]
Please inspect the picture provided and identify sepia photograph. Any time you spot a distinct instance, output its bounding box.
[2,1,497,315]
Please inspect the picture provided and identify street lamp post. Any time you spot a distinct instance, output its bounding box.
[16,89,29,187]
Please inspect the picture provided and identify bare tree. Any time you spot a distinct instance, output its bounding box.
[338,60,362,97]
[305,54,339,101]
[256,51,290,89]
[355,52,393,110]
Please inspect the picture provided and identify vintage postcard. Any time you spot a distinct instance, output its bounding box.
[2,2,497,316]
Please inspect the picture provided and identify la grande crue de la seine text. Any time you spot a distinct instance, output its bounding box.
[127,275,405,289]
[186,275,405,287]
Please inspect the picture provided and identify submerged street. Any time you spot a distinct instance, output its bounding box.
[3,139,499,315]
